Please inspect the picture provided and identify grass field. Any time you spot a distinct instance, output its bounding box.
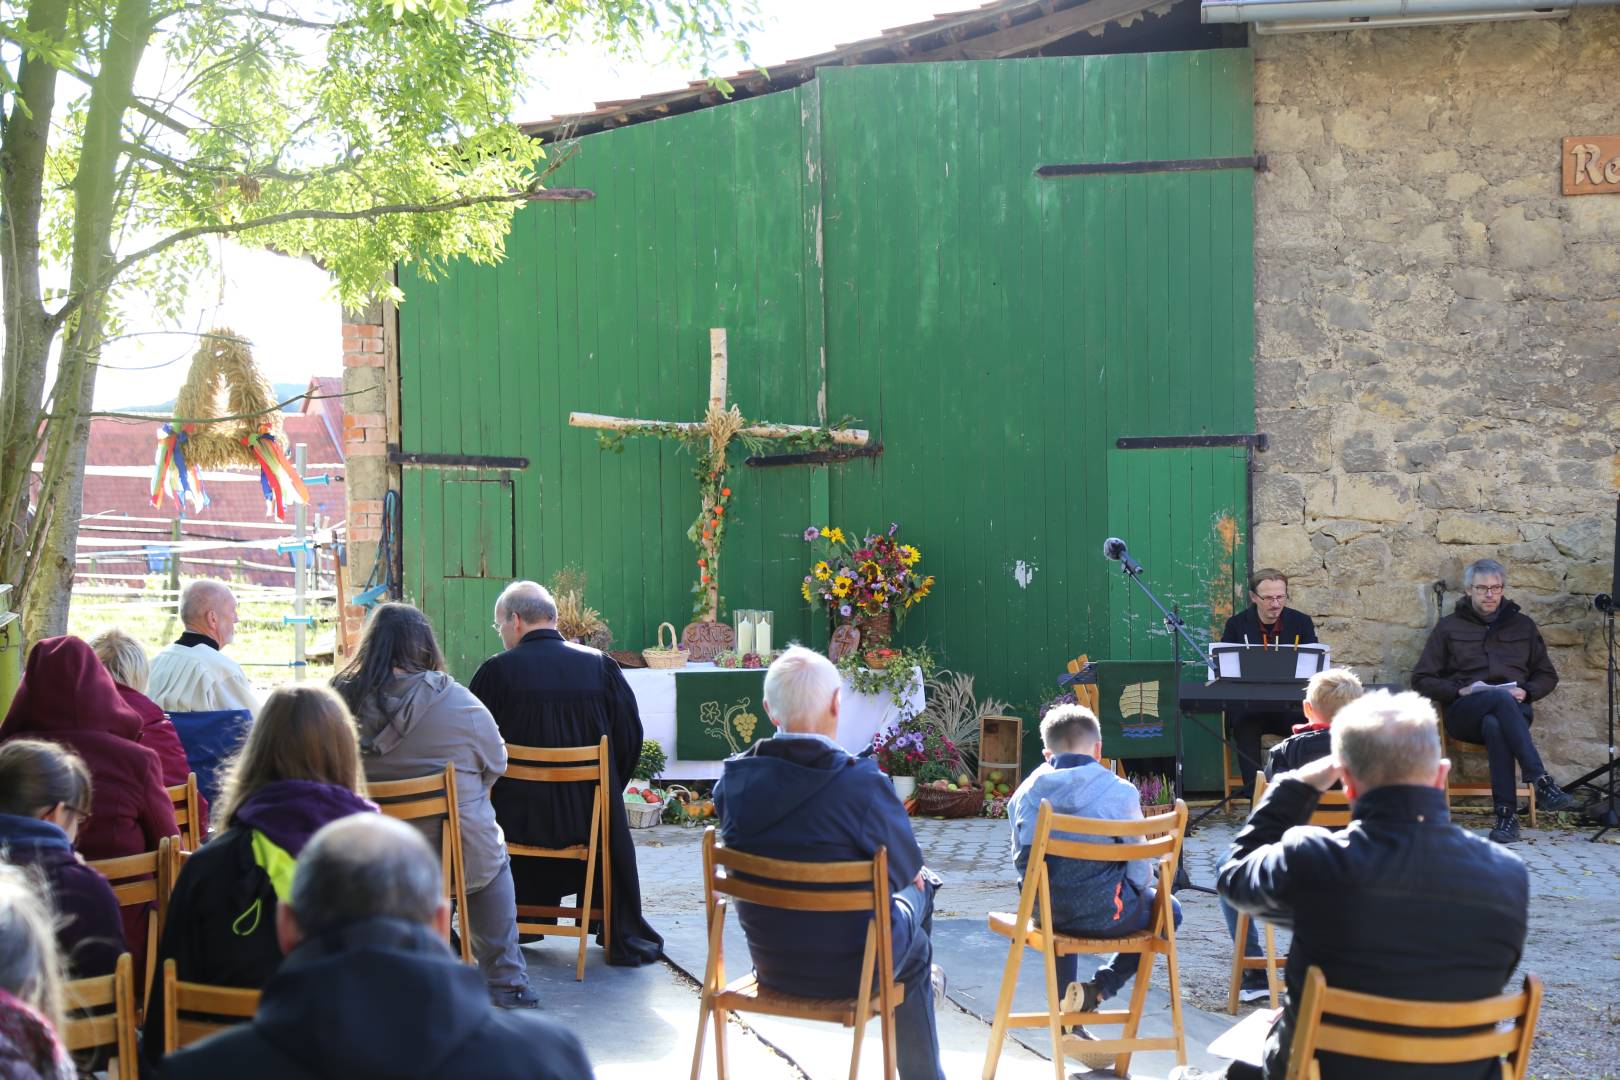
[67,580,338,691]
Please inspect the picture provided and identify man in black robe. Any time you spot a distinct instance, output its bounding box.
[470,580,662,966]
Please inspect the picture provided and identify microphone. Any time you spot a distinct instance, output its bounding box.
[1102,537,1143,576]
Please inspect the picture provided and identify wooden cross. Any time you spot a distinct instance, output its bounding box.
[569,328,870,622]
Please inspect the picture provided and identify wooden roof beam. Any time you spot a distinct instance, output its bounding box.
[916,0,1164,59]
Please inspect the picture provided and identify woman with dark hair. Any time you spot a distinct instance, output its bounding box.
[144,685,375,1059]
[0,636,178,980]
[332,602,534,1009]
[0,740,126,979]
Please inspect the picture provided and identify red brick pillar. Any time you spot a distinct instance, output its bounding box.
[340,301,395,652]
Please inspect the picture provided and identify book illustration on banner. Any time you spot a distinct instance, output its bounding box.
[1118,680,1165,740]
[699,698,759,756]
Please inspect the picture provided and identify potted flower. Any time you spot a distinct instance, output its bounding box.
[1132,772,1174,817]
[802,523,935,650]
[873,713,961,801]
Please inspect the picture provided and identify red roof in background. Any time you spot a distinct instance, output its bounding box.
[303,376,346,460]
[66,407,346,588]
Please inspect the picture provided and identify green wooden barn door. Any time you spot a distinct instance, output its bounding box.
[1104,446,1249,661]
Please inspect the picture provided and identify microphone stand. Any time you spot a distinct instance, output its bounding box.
[1569,594,1618,840]
[1110,556,1220,894]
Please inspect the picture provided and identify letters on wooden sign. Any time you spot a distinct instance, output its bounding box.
[1563,135,1620,195]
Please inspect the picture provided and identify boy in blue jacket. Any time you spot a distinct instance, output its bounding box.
[1007,704,1182,1062]
[714,647,945,1080]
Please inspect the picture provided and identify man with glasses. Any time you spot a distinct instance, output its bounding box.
[1220,569,1319,798]
[1413,558,1575,843]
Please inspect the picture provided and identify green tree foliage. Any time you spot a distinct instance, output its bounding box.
[0,0,754,636]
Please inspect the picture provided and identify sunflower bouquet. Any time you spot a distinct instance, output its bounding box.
[800,523,935,628]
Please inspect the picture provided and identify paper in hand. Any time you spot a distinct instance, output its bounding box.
[1459,681,1518,696]
[1207,1006,1282,1066]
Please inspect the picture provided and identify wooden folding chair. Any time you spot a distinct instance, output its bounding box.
[161,959,261,1054]
[63,952,139,1078]
[1440,717,1536,826]
[1227,775,1352,1013]
[690,827,903,1080]
[89,836,178,1005]
[167,773,203,851]
[1286,964,1542,1080]
[504,737,611,982]
[368,763,474,964]
[983,799,1188,1080]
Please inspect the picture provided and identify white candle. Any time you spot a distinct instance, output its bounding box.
[756,620,771,655]
[736,616,755,654]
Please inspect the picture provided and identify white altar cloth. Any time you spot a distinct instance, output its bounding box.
[623,663,924,779]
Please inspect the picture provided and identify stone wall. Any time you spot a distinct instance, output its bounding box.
[1251,14,1620,776]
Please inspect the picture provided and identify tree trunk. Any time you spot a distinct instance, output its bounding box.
[0,0,70,591]
[13,0,151,639]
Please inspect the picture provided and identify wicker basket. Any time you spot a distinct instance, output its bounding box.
[912,784,985,819]
[863,649,897,670]
[642,622,689,669]
[625,800,663,829]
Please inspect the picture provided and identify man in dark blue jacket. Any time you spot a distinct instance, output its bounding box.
[1175,690,1529,1080]
[162,814,593,1080]
[713,646,944,1080]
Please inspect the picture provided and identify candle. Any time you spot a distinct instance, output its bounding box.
[756,618,771,655]
[736,614,755,654]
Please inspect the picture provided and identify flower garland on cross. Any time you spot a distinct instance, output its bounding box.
[569,329,870,621]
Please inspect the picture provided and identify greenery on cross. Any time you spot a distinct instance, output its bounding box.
[0,0,756,637]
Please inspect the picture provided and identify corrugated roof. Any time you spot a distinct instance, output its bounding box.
[522,0,1178,139]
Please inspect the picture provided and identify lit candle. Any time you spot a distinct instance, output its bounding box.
[736,614,755,654]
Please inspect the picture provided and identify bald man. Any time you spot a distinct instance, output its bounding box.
[471,579,663,967]
[148,579,259,715]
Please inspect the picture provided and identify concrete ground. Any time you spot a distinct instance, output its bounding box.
[520,808,1620,1080]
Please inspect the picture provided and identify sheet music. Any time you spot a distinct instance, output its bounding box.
[1207,643,1331,681]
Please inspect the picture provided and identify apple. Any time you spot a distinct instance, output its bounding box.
[989,771,1004,783]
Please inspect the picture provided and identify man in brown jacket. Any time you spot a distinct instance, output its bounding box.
[1412,558,1575,843]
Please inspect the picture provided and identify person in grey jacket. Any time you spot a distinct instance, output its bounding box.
[1007,704,1182,1060]
[332,603,537,1009]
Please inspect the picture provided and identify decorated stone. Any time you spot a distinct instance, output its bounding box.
[829,623,862,663]
[681,620,735,663]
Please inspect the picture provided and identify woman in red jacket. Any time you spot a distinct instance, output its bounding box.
[90,627,208,825]
[0,636,179,978]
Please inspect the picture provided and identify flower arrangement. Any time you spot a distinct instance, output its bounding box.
[872,712,963,781]
[634,739,667,783]
[836,644,935,711]
[801,523,935,628]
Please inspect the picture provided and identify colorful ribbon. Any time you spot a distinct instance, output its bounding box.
[150,425,208,512]
[243,427,309,521]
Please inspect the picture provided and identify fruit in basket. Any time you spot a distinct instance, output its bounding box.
[957,774,973,787]
[625,792,645,804]
[989,771,1004,784]
[645,789,662,803]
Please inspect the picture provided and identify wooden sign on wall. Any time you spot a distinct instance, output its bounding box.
[1563,136,1620,195]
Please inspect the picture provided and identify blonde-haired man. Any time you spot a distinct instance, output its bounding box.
[713,647,945,1080]
[1262,667,1364,780]
[1175,691,1530,1080]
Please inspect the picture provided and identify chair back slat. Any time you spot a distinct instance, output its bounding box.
[366,770,451,799]
[1043,806,1182,839]
[1043,834,1178,863]
[712,846,876,884]
[375,794,451,821]
[1314,1026,1521,1063]
[506,743,605,766]
[503,763,602,783]
[714,874,879,913]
